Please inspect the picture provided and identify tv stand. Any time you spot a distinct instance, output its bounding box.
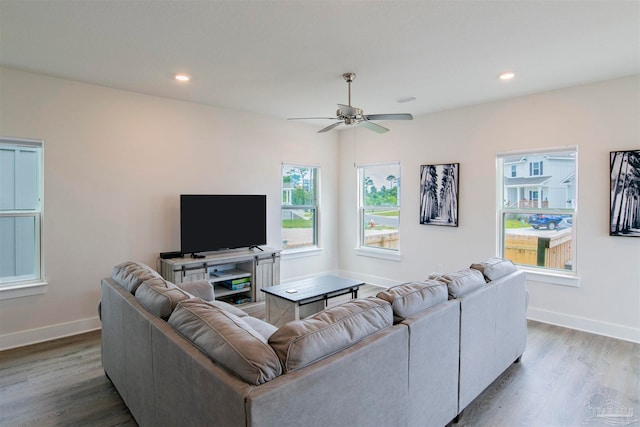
[248,245,264,251]
[158,247,280,306]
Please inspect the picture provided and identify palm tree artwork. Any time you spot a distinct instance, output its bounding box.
[610,150,640,237]
[420,163,459,227]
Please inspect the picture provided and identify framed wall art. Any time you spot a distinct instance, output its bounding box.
[610,149,640,237]
[420,163,459,227]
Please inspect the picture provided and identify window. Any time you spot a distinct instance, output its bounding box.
[511,164,517,177]
[281,164,319,250]
[1,137,44,287]
[498,148,577,275]
[357,163,400,251]
[530,161,543,176]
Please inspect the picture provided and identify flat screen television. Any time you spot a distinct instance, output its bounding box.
[180,194,267,255]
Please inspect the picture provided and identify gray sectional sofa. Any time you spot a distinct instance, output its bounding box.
[100,258,527,427]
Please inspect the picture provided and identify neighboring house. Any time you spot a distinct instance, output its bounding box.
[282,181,294,206]
[503,154,576,209]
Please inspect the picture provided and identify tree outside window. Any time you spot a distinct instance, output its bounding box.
[358,163,400,251]
[281,165,319,250]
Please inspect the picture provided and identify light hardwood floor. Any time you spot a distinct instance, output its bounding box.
[1,300,638,426]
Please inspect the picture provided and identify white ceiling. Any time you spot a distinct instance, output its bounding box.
[1,1,639,127]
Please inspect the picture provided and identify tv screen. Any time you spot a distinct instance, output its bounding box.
[180,194,267,254]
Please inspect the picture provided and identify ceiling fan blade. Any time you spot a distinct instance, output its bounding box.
[288,117,338,120]
[364,113,413,121]
[318,122,343,133]
[293,73,409,134]
[337,104,357,117]
[360,120,389,134]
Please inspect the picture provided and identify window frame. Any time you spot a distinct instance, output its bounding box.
[531,161,543,176]
[356,162,401,260]
[497,147,579,286]
[0,137,46,299]
[280,163,320,253]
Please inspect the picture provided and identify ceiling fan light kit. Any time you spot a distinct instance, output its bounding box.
[288,72,413,133]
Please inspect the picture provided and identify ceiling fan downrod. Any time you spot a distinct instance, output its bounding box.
[343,73,355,107]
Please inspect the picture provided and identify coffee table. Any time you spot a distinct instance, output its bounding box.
[261,275,363,327]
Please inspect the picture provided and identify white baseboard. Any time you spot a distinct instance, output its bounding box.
[341,272,640,343]
[0,316,101,351]
[528,307,640,344]
[5,286,635,352]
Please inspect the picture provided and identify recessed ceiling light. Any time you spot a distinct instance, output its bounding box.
[174,73,191,82]
[498,71,516,81]
[395,96,416,103]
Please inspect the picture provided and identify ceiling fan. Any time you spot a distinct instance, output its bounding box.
[288,73,413,134]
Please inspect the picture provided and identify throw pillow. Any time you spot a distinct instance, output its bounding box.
[168,299,282,385]
[135,277,191,319]
[376,280,447,322]
[111,261,162,294]
[470,257,517,282]
[437,268,485,299]
[268,297,393,372]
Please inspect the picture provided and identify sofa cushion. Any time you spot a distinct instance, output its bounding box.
[135,277,191,319]
[376,280,448,322]
[437,268,485,299]
[470,257,518,282]
[178,279,215,301]
[111,261,163,294]
[268,297,393,372]
[244,316,278,341]
[168,299,282,385]
[206,299,249,317]
[174,282,247,317]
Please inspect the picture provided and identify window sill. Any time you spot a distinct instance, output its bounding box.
[282,247,323,259]
[355,247,402,262]
[0,281,48,300]
[521,268,580,287]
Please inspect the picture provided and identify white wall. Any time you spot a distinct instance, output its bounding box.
[1,67,638,349]
[0,67,340,349]
[338,76,640,343]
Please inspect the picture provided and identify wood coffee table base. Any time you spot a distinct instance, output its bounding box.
[265,296,324,327]
[262,275,362,327]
